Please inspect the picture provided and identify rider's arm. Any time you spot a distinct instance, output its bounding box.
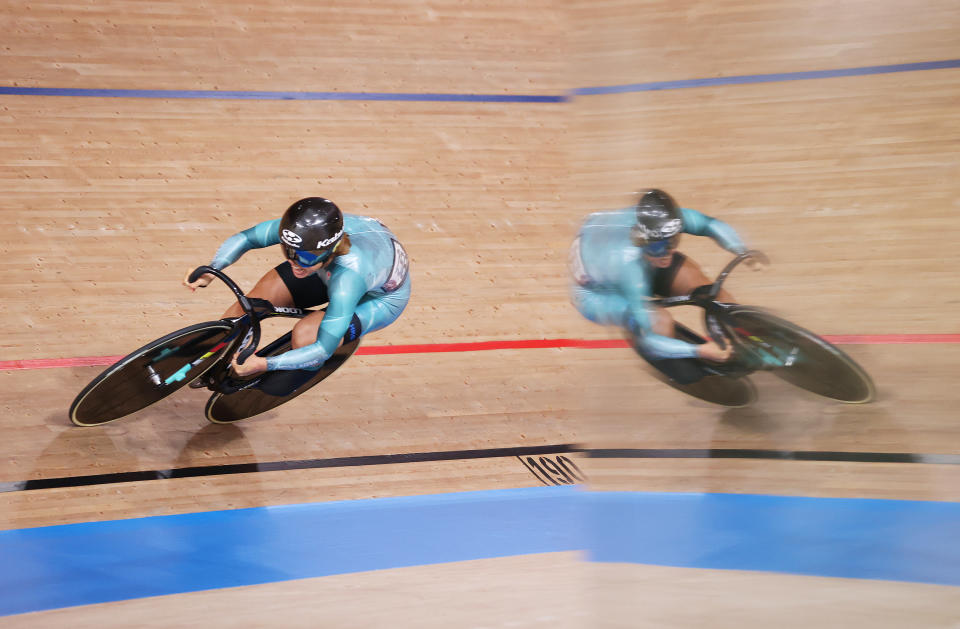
[680,208,747,254]
[264,269,366,371]
[210,219,282,269]
[622,269,700,360]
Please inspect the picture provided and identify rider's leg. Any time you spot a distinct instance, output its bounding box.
[631,327,712,385]
[637,256,721,384]
[653,250,733,344]
[290,275,409,350]
[353,278,410,336]
[191,267,296,389]
[648,252,710,343]
[664,252,756,377]
[635,307,715,384]
[255,311,360,396]
[221,264,297,319]
[572,282,708,385]
[667,253,735,303]
[291,310,329,349]
[571,284,632,328]
[223,260,331,318]
[289,311,360,349]
[258,281,407,397]
[202,262,329,389]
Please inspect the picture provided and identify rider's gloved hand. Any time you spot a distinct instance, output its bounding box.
[741,250,768,272]
[231,353,268,378]
[183,268,215,291]
[744,257,765,271]
[697,341,733,363]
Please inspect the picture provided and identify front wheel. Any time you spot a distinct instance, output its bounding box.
[720,307,875,403]
[69,321,239,426]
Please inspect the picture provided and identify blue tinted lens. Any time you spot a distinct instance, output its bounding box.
[643,236,677,257]
[293,249,329,266]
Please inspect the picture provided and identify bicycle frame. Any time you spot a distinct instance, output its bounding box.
[640,251,873,403]
[648,251,780,369]
[650,250,768,311]
[186,265,318,392]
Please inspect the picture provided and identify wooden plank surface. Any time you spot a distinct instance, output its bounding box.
[2,0,959,624]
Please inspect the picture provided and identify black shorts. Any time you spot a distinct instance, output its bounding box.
[273,262,363,342]
[651,251,687,297]
[275,262,330,309]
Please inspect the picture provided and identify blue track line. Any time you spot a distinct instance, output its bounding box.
[0,86,566,103]
[571,59,960,96]
[2,59,958,102]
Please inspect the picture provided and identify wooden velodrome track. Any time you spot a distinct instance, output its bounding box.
[1,0,959,626]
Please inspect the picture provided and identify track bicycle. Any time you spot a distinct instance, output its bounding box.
[646,251,875,407]
[69,266,360,426]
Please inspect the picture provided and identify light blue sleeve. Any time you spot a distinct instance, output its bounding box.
[634,329,701,359]
[210,219,282,269]
[621,265,701,360]
[681,208,747,254]
[265,268,367,371]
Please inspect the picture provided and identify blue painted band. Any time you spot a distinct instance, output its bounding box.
[0,486,581,617]
[0,86,567,103]
[3,488,960,616]
[588,491,960,586]
[571,58,960,96]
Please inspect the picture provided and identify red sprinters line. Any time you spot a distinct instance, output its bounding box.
[0,355,127,371]
[356,338,626,355]
[822,334,960,345]
[0,334,958,372]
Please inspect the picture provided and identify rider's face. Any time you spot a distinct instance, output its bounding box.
[644,252,675,268]
[282,242,337,278]
[642,235,680,268]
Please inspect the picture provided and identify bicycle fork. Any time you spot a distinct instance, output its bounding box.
[144,326,249,387]
[161,342,231,385]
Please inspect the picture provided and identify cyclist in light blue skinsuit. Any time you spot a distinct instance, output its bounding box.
[183,197,410,380]
[570,189,755,385]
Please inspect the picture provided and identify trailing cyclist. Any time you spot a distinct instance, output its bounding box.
[569,189,758,386]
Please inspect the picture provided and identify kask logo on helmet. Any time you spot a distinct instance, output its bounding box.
[638,218,682,240]
[281,229,303,246]
[316,229,343,249]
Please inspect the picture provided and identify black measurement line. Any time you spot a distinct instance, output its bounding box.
[3,446,957,493]
[0,445,580,493]
[587,449,960,464]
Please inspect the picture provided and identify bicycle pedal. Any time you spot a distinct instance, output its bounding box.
[704,363,752,379]
[215,375,263,395]
[188,375,212,389]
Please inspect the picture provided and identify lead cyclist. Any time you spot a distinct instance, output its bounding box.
[183,197,410,381]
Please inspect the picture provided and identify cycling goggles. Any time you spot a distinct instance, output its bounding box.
[283,243,337,267]
[641,234,680,257]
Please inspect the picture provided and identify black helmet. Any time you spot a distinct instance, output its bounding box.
[631,189,683,245]
[278,197,344,266]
